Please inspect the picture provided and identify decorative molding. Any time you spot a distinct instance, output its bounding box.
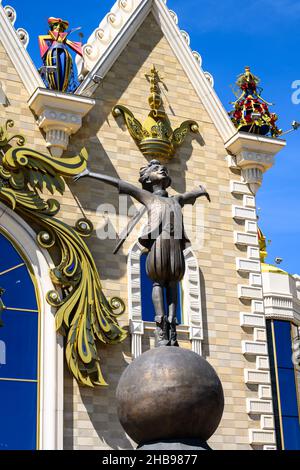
[243,195,255,208]
[238,285,263,301]
[246,398,273,415]
[254,328,267,342]
[245,220,258,234]
[240,312,265,328]
[236,258,261,273]
[225,132,286,195]
[232,205,257,221]
[76,0,151,80]
[249,273,262,287]
[127,242,203,358]
[252,300,265,313]
[262,271,300,325]
[242,341,268,356]
[0,202,63,449]
[182,247,204,355]
[3,4,17,25]
[263,294,300,325]
[256,356,270,370]
[230,160,276,448]
[28,88,95,157]
[230,180,251,195]
[249,430,276,446]
[16,27,29,48]
[227,154,238,169]
[0,3,44,96]
[225,131,286,155]
[234,231,258,247]
[244,369,271,385]
[259,385,272,400]
[76,0,236,143]
[247,246,260,260]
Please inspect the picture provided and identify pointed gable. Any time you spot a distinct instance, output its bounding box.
[76,0,236,143]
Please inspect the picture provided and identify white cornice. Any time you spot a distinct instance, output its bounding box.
[225,131,286,155]
[76,0,152,95]
[0,3,44,96]
[76,0,237,143]
[29,88,95,157]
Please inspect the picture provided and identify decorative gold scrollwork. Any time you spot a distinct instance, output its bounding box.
[0,120,127,387]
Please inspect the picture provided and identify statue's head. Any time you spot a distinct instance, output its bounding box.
[48,17,69,33]
[139,160,171,192]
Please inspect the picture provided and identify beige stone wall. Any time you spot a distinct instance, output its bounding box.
[0,40,46,152]
[0,11,260,450]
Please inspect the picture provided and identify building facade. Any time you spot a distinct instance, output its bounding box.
[0,0,299,450]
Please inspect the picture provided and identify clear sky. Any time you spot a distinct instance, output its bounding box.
[3,0,300,273]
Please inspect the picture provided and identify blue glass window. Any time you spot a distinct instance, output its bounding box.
[0,381,37,450]
[274,321,294,369]
[277,368,299,417]
[0,232,38,450]
[140,253,182,324]
[282,417,300,451]
[0,235,23,273]
[271,320,300,450]
[0,309,38,380]
[0,265,38,311]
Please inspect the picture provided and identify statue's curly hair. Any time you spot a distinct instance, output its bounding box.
[139,160,171,192]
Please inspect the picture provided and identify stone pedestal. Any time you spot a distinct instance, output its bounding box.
[116,347,224,450]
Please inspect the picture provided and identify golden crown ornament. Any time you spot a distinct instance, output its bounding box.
[112,65,199,160]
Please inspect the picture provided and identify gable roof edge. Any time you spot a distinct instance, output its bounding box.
[76,0,236,143]
[0,4,44,97]
[152,0,236,143]
[76,0,152,96]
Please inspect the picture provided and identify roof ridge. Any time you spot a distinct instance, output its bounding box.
[0,2,44,95]
[76,0,214,87]
[75,0,236,143]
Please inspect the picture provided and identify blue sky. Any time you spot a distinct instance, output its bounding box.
[4,0,300,273]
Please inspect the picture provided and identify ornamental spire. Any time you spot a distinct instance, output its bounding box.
[229,66,282,138]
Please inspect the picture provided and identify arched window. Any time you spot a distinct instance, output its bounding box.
[140,253,182,324]
[0,231,39,450]
[128,242,203,358]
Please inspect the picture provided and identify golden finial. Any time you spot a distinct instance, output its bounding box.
[147,65,162,113]
[112,65,199,160]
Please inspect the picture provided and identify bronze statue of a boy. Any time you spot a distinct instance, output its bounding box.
[75,160,210,347]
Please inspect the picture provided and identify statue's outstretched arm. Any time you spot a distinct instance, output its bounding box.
[74,168,119,188]
[74,168,153,206]
[179,185,210,206]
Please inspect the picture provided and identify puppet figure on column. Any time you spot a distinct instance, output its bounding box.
[38,17,83,92]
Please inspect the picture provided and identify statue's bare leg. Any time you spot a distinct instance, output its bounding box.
[166,282,179,347]
[152,282,169,346]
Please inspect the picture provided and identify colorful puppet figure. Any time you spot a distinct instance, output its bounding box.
[229,66,282,138]
[38,17,83,92]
